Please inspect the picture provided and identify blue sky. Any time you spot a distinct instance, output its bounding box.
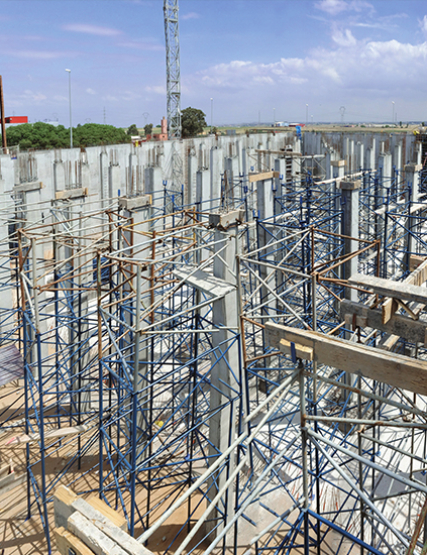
[1,0,426,127]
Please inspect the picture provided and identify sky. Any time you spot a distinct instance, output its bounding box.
[0,0,426,127]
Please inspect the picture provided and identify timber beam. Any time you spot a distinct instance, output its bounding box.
[349,273,427,305]
[248,171,280,183]
[265,321,427,396]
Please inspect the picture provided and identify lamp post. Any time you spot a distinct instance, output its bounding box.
[210,98,213,131]
[273,107,276,126]
[306,104,308,125]
[65,69,72,148]
[392,101,395,125]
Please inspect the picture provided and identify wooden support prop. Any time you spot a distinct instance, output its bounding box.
[248,171,280,183]
[340,300,427,345]
[54,527,94,555]
[278,339,314,361]
[265,321,427,396]
[380,257,427,323]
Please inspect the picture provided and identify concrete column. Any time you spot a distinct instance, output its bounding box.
[210,147,222,211]
[118,195,152,460]
[207,229,239,537]
[256,176,276,314]
[356,142,364,171]
[393,143,402,187]
[378,152,392,197]
[100,151,109,209]
[0,177,16,338]
[405,163,423,256]
[340,180,360,302]
[109,163,121,199]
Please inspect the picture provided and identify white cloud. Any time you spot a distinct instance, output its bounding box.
[63,24,121,36]
[182,12,200,21]
[189,32,427,98]
[9,50,65,59]
[86,88,96,95]
[144,85,166,95]
[420,15,427,36]
[118,40,163,51]
[21,90,47,102]
[315,0,374,16]
[332,28,357,47]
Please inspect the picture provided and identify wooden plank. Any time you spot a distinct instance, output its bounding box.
[254,149,302,157]
[349,273,427,305]
[55,188,88,200]
[68,512,128,555]
[54,527,95,555]
[5,424,89,446]
[72,499,152,555]
[278,339,314,361]
[248,171,280,183]
[12,181,42,193]
[208,209,244,229]
[340,300,427,344]
[118,195,151,211]
[87,497,127,532]
[265,321,427,396]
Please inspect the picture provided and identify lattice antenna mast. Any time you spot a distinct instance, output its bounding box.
[164,0,181,139]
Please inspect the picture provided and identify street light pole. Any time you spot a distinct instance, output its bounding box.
[210,98,213,131]
[65,69,73,148]
[306,104,308,125]
[392,101,395,125]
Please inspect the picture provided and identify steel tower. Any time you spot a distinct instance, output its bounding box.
[163,0,181,139]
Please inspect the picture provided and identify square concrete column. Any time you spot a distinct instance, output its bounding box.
[405,163,423,256]
[210,147,223,211]
[340,180,360,302]
[256,177,275,313]
[206,229,240,538]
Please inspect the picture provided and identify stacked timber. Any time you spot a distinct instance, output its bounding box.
[54,485,153,555]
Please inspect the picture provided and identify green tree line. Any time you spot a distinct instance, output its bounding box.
[1,122,132,150]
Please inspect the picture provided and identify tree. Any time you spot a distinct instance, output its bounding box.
[127,124,139,136]
[144,123,153,136]
[181,107,207,138]
[5,122,131,150]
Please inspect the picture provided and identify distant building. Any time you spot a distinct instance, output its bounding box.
[5,116,28,124]
[156,117,168,141]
